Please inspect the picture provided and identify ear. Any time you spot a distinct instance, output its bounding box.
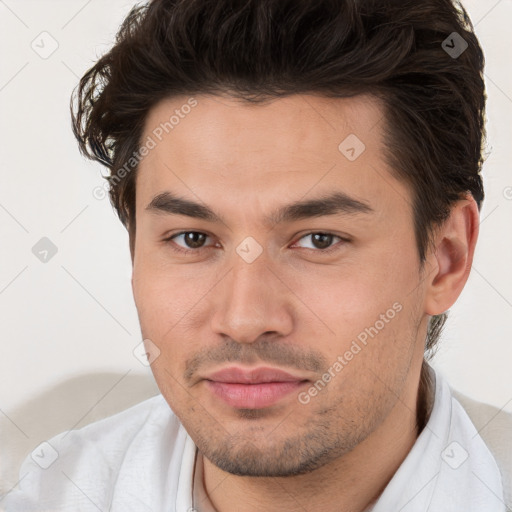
[423,195,480,316]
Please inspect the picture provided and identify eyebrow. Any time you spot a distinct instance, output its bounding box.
[145,190,374,226]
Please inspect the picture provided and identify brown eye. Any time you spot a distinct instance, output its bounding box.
[165,231,212,253]
[180,232,207,249]
[294,232,347,252]
[310,233,334,250]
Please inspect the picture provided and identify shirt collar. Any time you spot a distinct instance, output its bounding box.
[370,363,505,511]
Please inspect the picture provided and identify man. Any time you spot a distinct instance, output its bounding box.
[2,0,510,510]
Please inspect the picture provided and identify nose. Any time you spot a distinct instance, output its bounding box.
[209,252,294,344]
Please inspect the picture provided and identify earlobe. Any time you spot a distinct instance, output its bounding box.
[424,197,479,316]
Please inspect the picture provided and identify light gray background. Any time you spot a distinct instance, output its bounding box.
[1,0,511,422]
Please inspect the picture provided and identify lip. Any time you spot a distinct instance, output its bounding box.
[204,366,309,409]
[205,366,305,384]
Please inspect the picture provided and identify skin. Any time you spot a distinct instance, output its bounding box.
[131,93,479,512]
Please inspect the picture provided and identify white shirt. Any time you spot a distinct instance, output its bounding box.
[1,365,506,511]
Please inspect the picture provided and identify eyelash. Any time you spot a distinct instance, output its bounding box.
[162,231,349,255]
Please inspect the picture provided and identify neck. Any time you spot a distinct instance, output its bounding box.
[202,360,436,512]
[416,360,436,434]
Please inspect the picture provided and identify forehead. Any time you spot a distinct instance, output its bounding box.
[135,93,411,224]
[141,93,383,161]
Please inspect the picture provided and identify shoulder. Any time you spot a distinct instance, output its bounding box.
[2,394,185,511]
[39,392,175,462]
[451,387,512,511]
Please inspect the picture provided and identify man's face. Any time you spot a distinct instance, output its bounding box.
[131,93,429,476]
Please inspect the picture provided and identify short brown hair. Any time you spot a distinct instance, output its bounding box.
[71,0,487,358]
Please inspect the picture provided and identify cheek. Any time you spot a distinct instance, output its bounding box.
[291,260,410,328]
[131,259,218,377]
[132,253,205,328]
[132,264,200,405]
[287,257,419,374]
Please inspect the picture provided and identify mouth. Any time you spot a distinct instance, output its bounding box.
[203,366,310,409]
